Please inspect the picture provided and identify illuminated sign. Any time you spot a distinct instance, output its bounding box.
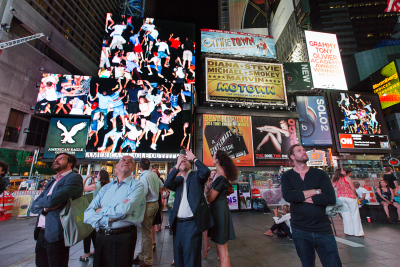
[284,62,313,92]
[201,29,275,58]
[85,152,179,160]
[389,158,400,166]
[370,61,400,109]
[205,58,287,104]
[328,91,391,153]
[306,150,327,166]
[305,31,347,90]
[270,0,295,42]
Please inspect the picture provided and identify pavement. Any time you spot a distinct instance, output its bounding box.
[0,211,400,267]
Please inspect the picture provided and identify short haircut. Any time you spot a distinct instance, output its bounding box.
[55,153,77,170]
[384,166,392,173]
[286,144,302,163]
[140,158,150,170]
[0,160,9,177]
[345,170,352,175]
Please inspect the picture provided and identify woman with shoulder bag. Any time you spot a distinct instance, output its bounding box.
[332,169,364,237]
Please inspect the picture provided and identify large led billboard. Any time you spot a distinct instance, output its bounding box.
[202,114,254,166]
[296,96,332,146]
[201,29,275,58]
[370,61,400,109]
[284,62,313,92]
[99,15,195,83]
[305,31,347,90]
[35,74,92,115]
[44,118,90,159]
[205,58,287,104]
[252,117,298,166]
[328,91,391,153]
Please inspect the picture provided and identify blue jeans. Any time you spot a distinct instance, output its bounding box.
[292,228,342,267]
[359,199,369,206]
[167,205,172,226]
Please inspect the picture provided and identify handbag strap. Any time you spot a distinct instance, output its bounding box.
[337,180,357,198]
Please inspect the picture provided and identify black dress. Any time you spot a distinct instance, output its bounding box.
[208,175,236,244]
[152,191,163,225]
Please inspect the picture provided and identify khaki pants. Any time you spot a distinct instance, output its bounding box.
[139,201,159,265]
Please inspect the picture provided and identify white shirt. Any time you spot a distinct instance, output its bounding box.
[112,25,127,35]
[157,42,170,54]
[125,119,143,140]
[177,171,194,218]
[150,29,159,39]
[356,187,370,200]
[273,213,291,232]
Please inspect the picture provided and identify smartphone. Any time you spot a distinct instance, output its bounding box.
[180,149,186,155]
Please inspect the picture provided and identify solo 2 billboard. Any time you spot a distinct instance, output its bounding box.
[201,29,275,58]
[252,117,298,167]
[44,118,90,159]
[297,96,332,146]
[328,91,391,153]
[202,114,254,166]
[206,58,287,104]
[370,61,400,109]
[305,31,347,90]
[284,62,313,92]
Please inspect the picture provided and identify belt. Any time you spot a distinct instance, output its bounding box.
[98,225,136,236]
[177,217,194,223]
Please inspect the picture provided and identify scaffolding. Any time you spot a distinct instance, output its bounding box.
[0,33,44,49]
[121,0,146,17]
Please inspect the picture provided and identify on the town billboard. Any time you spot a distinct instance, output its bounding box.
[43,118,90,159]
[283,62,313,92]
[328,91,391,154]
[369,61,400,109]
[305,31,348,90]
[201,29,275,58]
[202,114,254,166]
[297,96,332,146]
[205,58,287,104]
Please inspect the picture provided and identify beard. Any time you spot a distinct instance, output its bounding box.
[52,162,67,172]
[295,156,309,164]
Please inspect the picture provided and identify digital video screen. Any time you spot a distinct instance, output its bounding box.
[370,61,400,109]
[329,92,391,152]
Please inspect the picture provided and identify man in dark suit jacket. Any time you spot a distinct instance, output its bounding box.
[164,149,212,267]
[31,153,83,267]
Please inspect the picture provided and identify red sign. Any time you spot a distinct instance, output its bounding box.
[339,134,354,148]
[389,158,400,166]
[25,156,33,163]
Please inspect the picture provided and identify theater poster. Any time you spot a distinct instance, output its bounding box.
[206,58,287,104]
[203,114,254,166]
[251,117,298,166]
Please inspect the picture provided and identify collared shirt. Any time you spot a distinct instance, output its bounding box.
[177,171,194,218]
[140,170,164,202]
[37,170,72,228]
[84,176,146,229]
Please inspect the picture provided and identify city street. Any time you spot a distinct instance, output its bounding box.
[1,212,399,267]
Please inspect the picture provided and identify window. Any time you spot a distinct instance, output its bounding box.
[25,117,49,147]
[3,109,26,143]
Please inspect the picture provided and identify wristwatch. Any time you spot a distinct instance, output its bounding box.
[316,189,321,195]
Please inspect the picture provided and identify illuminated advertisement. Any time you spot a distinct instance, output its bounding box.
[283,62,313,92]
[44,118,90,159]
[370,61,400,109]
[201,29,275,58]
[99,14,195,83]
[35,74,92,115]
[206,58,287,104]
[306,150,327,166]
[296,96,332,146]
[202,114,254,167]
[328,91,391,153]
[305,31,347,90]
[269,0,294,42]
[228,184,239,210]
[252,117,298,166]
[85,78,193,158]
[228,0,271,35]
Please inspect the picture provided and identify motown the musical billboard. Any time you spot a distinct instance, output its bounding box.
[206,58,287,104]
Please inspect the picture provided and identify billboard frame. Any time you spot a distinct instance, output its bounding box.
[204,57,288,106]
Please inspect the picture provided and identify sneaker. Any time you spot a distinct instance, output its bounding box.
[165,224,170,229]
[150,143,156,150]
[136,140,140,147]
[148,72,153,76]
[162,135,165,141]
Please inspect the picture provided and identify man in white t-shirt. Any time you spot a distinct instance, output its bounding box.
[353,182,370,207]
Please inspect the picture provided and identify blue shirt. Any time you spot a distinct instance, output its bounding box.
[140,170,164,202]
[97,93,112,109]
[84,176,146,229]
[110,91,124,108]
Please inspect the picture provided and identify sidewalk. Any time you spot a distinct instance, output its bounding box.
[1,212,400,267]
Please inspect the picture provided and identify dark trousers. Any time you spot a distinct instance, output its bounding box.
[35,229,69,267]
[83,230,97,254]
[94,226,137,267]
[270,223,292,239]
[173,220,202,267]
[292,228,342,267]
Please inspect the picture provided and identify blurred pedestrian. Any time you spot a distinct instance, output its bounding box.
[383,167,399,189]
[0,161,10,217]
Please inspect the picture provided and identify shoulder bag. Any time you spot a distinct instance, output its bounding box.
[59,193,94,247]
